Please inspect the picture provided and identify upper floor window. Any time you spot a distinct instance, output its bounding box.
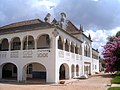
[23,35,35,50]
[11,37,21,50]
[70,42,74,53]
[65,40,69,51]
[0,38,9,51]
[37,34,50,49]
[58,36,63,50]
[75,46,79,54]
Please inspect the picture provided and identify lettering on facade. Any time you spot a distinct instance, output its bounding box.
[76,54,80,60]
[37,53,48,57]
[71,53,75,59]
[11,51,19,58]
[23,51,33,58]
[0,52,7,59]
[59,50,64,58]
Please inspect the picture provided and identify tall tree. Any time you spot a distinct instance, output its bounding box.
[103,31,120,72]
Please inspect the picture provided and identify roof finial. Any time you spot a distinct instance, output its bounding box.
[80,24,83,32]
[44,13,51,23]
[88,33,91,40]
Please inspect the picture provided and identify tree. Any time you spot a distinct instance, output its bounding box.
[102,31,120,72]
[116,31,120,37]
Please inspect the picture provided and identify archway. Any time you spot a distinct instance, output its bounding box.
[71,64,75,78]
[59,63,69,80]
[65,40,69,51]
[2,63,17,80]
[58,36,63,50]
[0,38,9,51]
[37,34,50,49]
[23,35,35,50]
[11,37,21,50]
[23,63,47,83]
[76,65,79,76]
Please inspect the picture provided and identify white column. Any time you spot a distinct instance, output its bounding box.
[9,42,11,51]
[90,47,93,75]
[69,65,72,79]
[18,65,26,83]
[35,39,37,49]
[21,41,23,50]
[82,43,85,75]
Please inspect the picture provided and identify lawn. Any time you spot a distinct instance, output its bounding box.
[111,76,120,84]
[108,87,120,90]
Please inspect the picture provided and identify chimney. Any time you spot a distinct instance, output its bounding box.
[60,12,66,22]
[44,13,51,23]
[88,33,91,40]
[60,12,67,30]
[80,24,83,32]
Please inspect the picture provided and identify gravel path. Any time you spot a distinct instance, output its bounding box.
[0,73,112,90]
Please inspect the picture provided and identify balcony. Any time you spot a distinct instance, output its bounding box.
[58,49,82,61]
[0,49,51,61]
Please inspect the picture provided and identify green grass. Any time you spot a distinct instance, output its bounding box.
[108,87,120,90]
[111,76,120,84]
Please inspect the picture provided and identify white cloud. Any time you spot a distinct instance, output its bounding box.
[26,0,58,11]
[84,28,120,56]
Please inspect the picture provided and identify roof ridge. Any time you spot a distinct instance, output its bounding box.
[0,19,43,29]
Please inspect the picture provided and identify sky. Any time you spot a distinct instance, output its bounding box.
[0,0,120,55]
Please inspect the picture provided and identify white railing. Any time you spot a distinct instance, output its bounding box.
[58,49,82,61]
[0,49,51,60]
[84,56,92,62]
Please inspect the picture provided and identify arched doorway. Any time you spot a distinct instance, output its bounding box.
[71,64,75,78]
[59,63,69,80]
[23,63,47,83]
[2,63,17,80]
[76,65,79,76]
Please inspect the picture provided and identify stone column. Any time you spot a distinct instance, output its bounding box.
[9,42,11,51]
[17,65,26,83]
[34,39,37,49]
[21,41,23,50]
[69,65,72,79]
[82,43,85,75]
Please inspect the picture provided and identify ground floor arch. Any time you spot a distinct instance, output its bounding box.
[1,63,17,80]
[84,62,91,75]
[76,65,79,76]
[59,63,69,80]
[23,62,47,83]
[71,64,75,78]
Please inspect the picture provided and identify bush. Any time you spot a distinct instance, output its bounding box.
[108,87,120,90]
[115,71,120,76]
[112,76,120,84]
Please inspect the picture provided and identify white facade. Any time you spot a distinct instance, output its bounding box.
[0,14,99,83]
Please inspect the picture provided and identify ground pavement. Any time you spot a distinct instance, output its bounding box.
[0,73,112,90]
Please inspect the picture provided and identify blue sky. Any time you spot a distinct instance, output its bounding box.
[0,0,120,55]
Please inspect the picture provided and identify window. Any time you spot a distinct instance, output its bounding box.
[58,37,63,50]
[27,64,32,74]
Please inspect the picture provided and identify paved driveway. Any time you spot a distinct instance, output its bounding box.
[0,73,112,90]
